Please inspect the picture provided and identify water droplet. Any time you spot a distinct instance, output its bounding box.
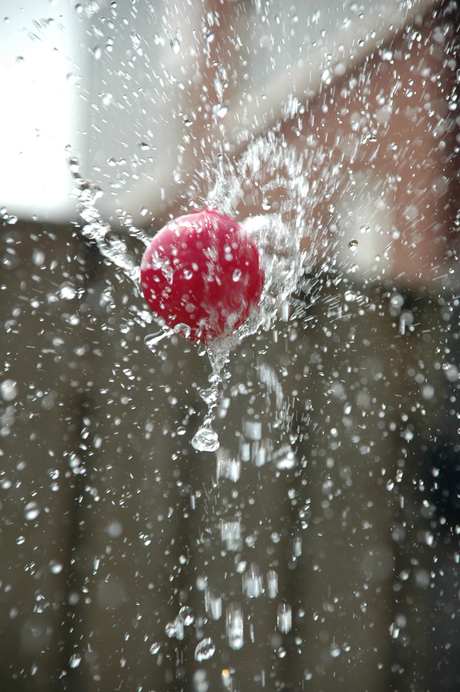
[1,379,17,401]
[267,570,278,598]
[205,588,222,619]
[144,329,172,348]
[173,323,192,339]
[101,93,113,108]
[277,603,292,633]
[348,239,358,252]
[334,61,347,76]
[221,520,241,551]
[192,425,219,452]
[59,284,76,300]
[69,653,82,668]
[194,637,215,662]
[443,363,459,382]
[215,105,228,118]
[170,38,180,54]
[422,384,435,400]
[389,293,404,310]
[149,642,160,655]
[216,448,241,482]
[179,605,194,626]
[106,520,123,538]
[232,268,242,282]
[242,419,262,440]
[32,249,45,267]
[196,576,207,591]
[226,603,244,650]
[49,560,63,574]
[243,563,263,598]
[293,537,302,558]
[24,502,40,521]
[321,69,332,85]
[130,31,141,51]
[390,622,400,639]
[165,618,184,640]
[273,444,296,470]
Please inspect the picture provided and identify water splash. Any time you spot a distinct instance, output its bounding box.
[68,126,315,454]
[191,332,236,451]
[69,139,311,453]
[67,148,149,286]
[191,208,307,451]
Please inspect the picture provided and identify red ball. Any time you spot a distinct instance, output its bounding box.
[140,209,264,343]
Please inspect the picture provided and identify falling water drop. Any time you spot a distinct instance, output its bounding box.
[226,603,244,650]
[24,502,40,521]
[277,603,292,633]
[194,637,216,662]
[192,424,220,452]
[49,560,63,574]
[144,328,173,349]
[69,653,82,669]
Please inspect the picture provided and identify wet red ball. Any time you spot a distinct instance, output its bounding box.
[140,209,264,343]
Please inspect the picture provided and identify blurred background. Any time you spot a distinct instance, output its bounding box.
[1,0,459,690]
